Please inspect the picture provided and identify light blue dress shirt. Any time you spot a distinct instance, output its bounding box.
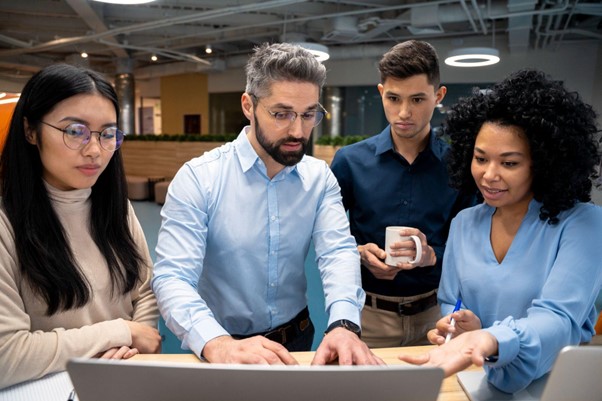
[439,199,602,393]
[152,128,363,357]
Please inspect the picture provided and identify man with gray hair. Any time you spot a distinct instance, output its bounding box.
[153,43,381,365]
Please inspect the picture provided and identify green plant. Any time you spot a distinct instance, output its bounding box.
[124,133,238,142]
[314,135,370,146]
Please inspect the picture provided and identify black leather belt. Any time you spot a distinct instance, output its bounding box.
[366,292,437,316]
[233,307,311,345]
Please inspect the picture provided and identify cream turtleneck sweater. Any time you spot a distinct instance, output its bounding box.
[0,184,158,389]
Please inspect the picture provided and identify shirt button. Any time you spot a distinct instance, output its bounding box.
[402,200,408,206]
[271,216,276,221]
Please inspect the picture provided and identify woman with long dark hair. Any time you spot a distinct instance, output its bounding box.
[0,64,160,389]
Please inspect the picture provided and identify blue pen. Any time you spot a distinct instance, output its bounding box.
[445,298,462,343]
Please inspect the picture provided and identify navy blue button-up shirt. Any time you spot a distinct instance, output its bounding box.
[331,126,476,296]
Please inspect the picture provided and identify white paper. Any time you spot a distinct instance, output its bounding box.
[0,371,77,401]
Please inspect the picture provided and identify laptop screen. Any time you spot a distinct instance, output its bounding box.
[67,358,444,401]
[457,346,602,401]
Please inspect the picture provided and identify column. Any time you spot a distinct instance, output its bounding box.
[115,58,136,136]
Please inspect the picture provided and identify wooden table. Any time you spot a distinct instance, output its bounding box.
[133,345,482,401]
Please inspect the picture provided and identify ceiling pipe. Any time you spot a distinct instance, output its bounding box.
[458,0,480,34]
[65,0,128,58]
[552,0,581,49]
[165,0,462,49]
[97,38,211,65]
[134,42,394,78]
[0,34,32,49]
[539,28,602,42]
[487,0,569,19]
[471,0,488,34]
[0,0,308,58]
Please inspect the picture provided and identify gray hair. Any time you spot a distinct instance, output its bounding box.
[245,42,327,99]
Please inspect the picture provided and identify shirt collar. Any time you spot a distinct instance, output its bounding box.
[374,125,447,162]
[234,127,257,173]
[234,126,299,178]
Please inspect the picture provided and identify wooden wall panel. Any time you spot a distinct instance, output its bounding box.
[120,141,224,179]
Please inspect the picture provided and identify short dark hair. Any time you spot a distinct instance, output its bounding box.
[446,68,600,224]
[0,63,145,314]
[245,42,327,99]
[378,40,441,87]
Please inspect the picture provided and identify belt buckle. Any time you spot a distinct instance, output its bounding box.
[266,327,287,344]
[397,300,414,316]
[278,327,287,344]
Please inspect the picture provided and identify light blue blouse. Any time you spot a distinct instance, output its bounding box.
[152,128,363,357]
[439,199,602,393]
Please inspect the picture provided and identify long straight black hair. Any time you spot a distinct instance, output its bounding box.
[0,63,145,315]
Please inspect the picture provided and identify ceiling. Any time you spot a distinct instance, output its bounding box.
[0,0,601,83]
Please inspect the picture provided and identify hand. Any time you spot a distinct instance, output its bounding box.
[358,243,401,280]
[125,321,162,354]
[311,328,385,365]
[202,335,299,365]
[99,346,139,359]
[398,330,498,377]
[387,228,437,269]
[428,309,482,345]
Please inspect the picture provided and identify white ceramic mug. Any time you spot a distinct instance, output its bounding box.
[384,226,423,266]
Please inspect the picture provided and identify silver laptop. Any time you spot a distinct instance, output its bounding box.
[67,358,444,401]
[457,346,602,401]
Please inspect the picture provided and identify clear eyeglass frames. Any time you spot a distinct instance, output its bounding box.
[40,121,124,152]
[251,94,328,129]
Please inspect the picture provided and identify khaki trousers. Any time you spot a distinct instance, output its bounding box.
[361,290,441,348]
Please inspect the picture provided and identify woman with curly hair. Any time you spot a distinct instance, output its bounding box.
[399,69,602,393]
[0,64,160,389]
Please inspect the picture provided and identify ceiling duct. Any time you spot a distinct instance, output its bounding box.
[321,16,359,42]
[408,4,444,35]
[507,0,538,52]
[357,17,404,39]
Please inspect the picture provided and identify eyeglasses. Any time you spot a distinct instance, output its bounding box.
[252,95,327,129]
[41,121,124,152]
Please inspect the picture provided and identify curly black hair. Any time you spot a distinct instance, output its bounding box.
[446,68,600,224]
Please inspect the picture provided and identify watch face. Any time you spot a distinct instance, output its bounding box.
[342,320,361,334]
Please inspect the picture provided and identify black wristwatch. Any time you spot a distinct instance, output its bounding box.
[325,319,361,338]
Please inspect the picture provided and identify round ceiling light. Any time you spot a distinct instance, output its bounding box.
[295,42,330,62]
[93,0,157,4]
[444,47,500,67]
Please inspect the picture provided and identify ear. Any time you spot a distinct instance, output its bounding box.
[23,118,37,145]
[377,83,384,97]
[241,93,254,121]
[435,85,447,104]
